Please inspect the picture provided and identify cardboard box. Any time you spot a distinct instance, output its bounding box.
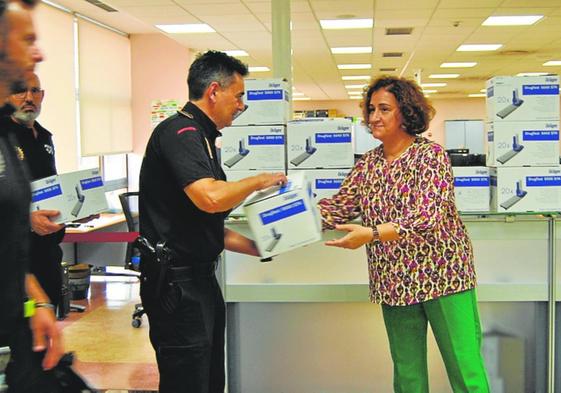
[287,169,351,203]
[233,79,290,126]
[243,171,322,258]
[486,75,560,122]
[30,168,108,223]
[287,118,354,169]
[452,167,490,212]
[490,166,561,212]
[482,332,524,393]
[486,121,560,167]
[221,125,286,171]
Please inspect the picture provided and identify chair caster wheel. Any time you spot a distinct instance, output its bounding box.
[132,317,142,328]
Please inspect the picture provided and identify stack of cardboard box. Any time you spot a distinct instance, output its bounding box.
[486,75,561,212]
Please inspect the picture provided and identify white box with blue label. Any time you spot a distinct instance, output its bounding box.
[287,169,351,203]
[486,75,560,122]
[452,167,490,212]
[30,168,108,223]
[232,78,290,126]
[489,166,561,212]
[243,171,322,258]
[221,125,286,170]
[486,120,560,167]
[287,118,354,169]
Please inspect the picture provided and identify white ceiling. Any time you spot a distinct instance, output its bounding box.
[48,0,561,100]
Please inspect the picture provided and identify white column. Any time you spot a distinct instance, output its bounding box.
[271,0,292,113]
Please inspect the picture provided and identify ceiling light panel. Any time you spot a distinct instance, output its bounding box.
[320,19,373,30]
[342,76,371,81]
[544,61,561,66]
[457,44,502,51]
[482,15,543,26]
[156,24,215,33]
[338,64,372,70]
[517,72,550,76]
[249,66,270,72]
[224,50,249,57]
[468,93,486,97]
[440,62,477,68]
[331,47,373,54]
[421,83,447,87]
[429,74,460,79]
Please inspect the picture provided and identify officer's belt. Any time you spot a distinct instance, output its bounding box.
[167,260,218,281]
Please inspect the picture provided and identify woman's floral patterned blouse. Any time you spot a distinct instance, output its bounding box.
[318,137,477,306]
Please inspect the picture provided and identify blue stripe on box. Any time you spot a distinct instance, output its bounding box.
[32,184,62,202]
[248,135,285,145]
[259,199,307,225]
[80,176,104,190]
[315,179,343,189]
[522,84,559,95]
[247,89,284,101]
[315,132,352,144]
[454,177,490,187]
[526,176,561,187]
[522,130,559,141]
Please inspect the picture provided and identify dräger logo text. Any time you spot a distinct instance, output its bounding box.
[46,178,57,184]
[475,170,488,175]
[549,169,561,174]
[270,128,283,133]
[268,83,281,88]
[337,126,351,131]
[282,193,298,201]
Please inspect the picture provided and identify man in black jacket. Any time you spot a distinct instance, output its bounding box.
[2,72,65,310]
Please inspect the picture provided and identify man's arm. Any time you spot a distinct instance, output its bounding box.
[185,172,286,214]
[25,274,64,370]
[224,228,260,256]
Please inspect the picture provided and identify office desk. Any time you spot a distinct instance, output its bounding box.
[62,213,138,266]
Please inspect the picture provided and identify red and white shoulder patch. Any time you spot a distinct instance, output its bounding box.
[177,126,197,135]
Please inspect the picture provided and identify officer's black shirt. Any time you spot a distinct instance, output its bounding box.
[139,102,229,265]
[0,117,65,277]
[0,106,31,337]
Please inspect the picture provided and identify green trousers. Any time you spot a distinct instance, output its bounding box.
[381,289,490,393]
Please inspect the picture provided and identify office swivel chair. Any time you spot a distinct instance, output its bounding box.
[118,191,145,328]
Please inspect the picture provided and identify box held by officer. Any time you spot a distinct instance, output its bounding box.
[243,171,322,258]
[30,168,108,223]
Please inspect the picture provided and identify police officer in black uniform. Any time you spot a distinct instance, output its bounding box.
[0,1,63,391]
[1,72,65,309]
[139,50,286,393]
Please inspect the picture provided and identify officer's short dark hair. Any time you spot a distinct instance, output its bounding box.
[363,75,435,135]
[0,0,38,15]
[188,50,249,100]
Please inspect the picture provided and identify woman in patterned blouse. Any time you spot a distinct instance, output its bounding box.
[318,76,490,393]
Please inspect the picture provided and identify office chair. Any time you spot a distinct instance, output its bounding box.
[118,191,145,328]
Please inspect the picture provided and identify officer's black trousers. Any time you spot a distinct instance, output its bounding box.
[1,318,60,393]
[30,242,63,308]
[141,272,226,393]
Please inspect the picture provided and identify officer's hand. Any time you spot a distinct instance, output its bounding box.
[30,307,64,370]
[256,172,287,190]
[325,224,373,249]
[30,210,64,235]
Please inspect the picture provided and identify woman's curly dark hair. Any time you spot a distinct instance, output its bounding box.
[362,75,435,135]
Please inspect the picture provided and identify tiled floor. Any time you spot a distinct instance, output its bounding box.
[61,273,158,391]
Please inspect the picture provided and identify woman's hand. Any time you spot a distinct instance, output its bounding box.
[325,224,374,249]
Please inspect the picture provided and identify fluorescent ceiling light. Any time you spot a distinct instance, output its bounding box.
[156,24,215,33]
[422,89,438,94]
[41,0,71,12]
[480,88,486,93]
[421,83,447,87]
[320,19,373,30]
[338,64,372,70]
[543,60,561,66]
[293,97,311,101]
[468,93,486,97]
[249,66,270,72]
[482,15,543,26]
[441,62,477,68]
[517,72,549,76]
[224,50,248,57]
[349,96,363,100]
[429,74,460,79]
[345,84,367,89]
[342,75,370,81]
[331,46,372,54]
[292,92,305,96]
[457,44,502,51]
